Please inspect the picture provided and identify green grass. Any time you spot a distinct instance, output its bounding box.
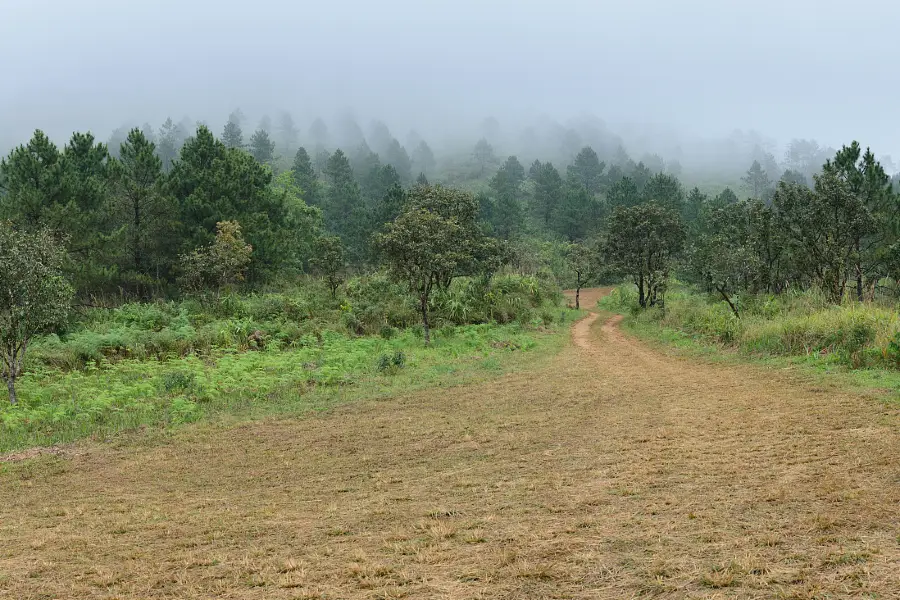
[0,314,579,454]
[599,284,900,401]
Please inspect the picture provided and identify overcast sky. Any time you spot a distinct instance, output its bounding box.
[2,0,898,159]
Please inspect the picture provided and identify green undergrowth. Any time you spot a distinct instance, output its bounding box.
[0,311,578,454]
[599,284,900,400]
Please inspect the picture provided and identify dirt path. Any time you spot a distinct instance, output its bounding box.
[1,289,898,599]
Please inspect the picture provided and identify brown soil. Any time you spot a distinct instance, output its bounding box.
[1,288,898,599]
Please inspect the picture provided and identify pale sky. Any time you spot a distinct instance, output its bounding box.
[2,0,898,161]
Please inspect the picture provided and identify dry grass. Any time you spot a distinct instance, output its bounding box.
[1,288,898,598]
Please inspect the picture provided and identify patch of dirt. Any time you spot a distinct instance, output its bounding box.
[0,444,76,463]
[0,288,898,598]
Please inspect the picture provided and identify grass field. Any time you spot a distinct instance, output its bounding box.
[1,289,898,598]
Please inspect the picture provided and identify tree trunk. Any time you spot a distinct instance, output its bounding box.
[420,294,431,345]
[638,274,646,308]
[717,286,740,318]
[856,247,864,302]
[575,285,580,310]
[6,376,16,406]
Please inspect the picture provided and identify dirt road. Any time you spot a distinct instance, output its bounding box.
[1,288,898,598]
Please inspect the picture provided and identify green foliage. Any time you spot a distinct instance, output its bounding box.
[179,221,253,295]
[605,203,685,308]
[311,236,345,297]
[249,128,275,163]
[0,227,73,404]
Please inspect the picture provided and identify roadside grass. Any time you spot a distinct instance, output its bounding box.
[0,314,580,455]
[599,284,900,401]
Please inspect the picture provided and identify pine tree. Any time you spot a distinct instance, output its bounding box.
[568,146,606,195]
[111,128,175,286]
[742,160,773,201]
[157,118,181,172]
[529,161,564,227]
[249,129,275,163]
[384,139,412,183]
[323,150,366,261]
[291,147,320,207]
[222,120,243,149]
[473,138,496,175]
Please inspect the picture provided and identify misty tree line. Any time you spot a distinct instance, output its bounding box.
[1,106,900,308]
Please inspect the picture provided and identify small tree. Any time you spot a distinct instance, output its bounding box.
[179,221,252,296]
[0,226,73,404]
[311,236,345,298]
[565,242,600,309]
[376,185,499,344]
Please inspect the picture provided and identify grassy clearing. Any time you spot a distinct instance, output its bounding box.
[1,273,574,453]
[599,284,900,398]
[1,288,897,598]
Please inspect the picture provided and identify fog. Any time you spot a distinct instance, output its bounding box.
[2,0,898,173]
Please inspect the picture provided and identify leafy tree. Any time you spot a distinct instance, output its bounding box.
[179,220,252,296]
[416,172,429,186]
[110,128,175,288]
[605,203,685,308]
[565,241,600,309]
[688,201,755,317]
[774,173,871,303]
[291,147,320,207]
[222,120,243,149]
[472,138,496,175]
[567,146,606,195]
[412,141,436,176]
[269,170,322,272]
[376,185,501,344]
[249,128,275,163]
[642,173,685,212]
[0,226,73,405]
[384,139,412,183]
[529,161,564,227]
[310,235,345,297]
[742,160,773,201]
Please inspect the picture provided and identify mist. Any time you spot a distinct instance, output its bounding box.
[3,0,898,173]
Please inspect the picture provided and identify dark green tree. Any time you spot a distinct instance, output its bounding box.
[249,129,275,163]
[529,161,564,227]
[567,146,606,195]
[291,147,320,207]
[323,149,366,261]
[606,176,640,210]
[642,173,685,213]
[556,174,595,241]
[110,128,175,287]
